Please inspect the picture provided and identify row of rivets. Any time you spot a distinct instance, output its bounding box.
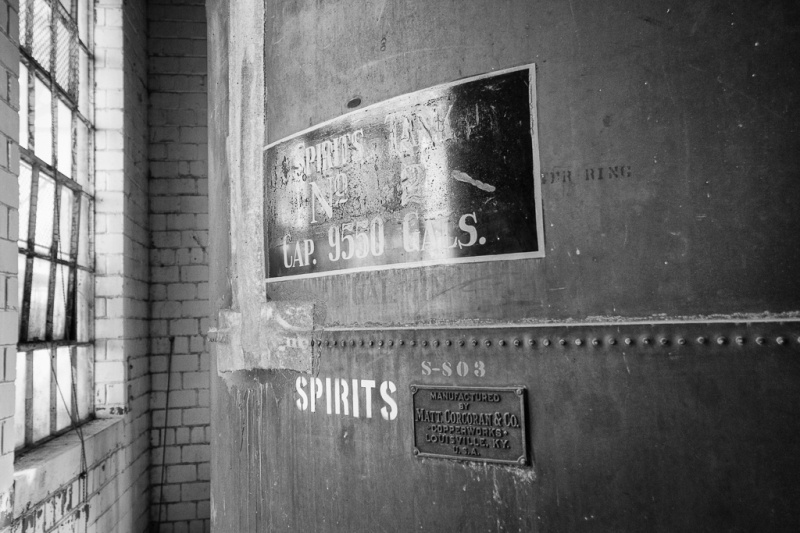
[315,336,799,348]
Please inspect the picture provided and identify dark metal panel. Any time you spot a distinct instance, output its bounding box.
[264,0,800,325]
[213,322,800,532]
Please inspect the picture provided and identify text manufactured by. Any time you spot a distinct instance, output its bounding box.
[410,385,528,465]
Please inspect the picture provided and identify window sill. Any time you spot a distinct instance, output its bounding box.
[12,418,124,516]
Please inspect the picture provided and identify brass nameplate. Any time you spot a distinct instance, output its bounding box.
[410,385,528,465]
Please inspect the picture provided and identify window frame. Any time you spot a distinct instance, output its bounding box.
[15,0,95,452]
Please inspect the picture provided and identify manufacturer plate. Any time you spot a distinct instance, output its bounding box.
[410,385,528,465]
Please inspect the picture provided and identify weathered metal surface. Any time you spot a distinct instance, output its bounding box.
[210,322,800,532]
[411,385,528,465]
[260,0,800,324]
[208,0,800,531]
[264,66,543,280]
[211,303,314,374]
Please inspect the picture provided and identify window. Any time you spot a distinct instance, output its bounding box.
[15,0,94,450]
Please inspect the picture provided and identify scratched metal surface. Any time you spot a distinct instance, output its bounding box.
[211,323,800,531]
[209,0,800,531]
[263,0,800,325]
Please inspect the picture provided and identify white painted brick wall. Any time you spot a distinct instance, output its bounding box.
[147,1,209,531]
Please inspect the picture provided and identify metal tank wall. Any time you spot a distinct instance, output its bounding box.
[207,0,800,531]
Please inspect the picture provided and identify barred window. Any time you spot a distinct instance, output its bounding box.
[15,0,94,450]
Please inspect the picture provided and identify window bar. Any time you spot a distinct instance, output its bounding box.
[44,181,62,340]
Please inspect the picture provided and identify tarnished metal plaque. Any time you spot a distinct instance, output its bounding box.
[410,385,528,465]
[264,64,544,280]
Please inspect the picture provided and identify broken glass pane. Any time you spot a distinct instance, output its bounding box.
[32,0,51,69]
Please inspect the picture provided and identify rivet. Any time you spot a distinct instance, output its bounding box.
[735,336,744,346]
[422,340,428,347]
[472,339,478,346]
[660,338,668,346]
[499,340,506,346]
[327,340,331,347]
[433,340,440,347]
[574,338,583,346]
[716,336,726,345]
[542,339,551,347]
[378,340,384,347]
[528,339,536,347]
[317,340,322,346]
[410,340,416,346]
[360,340,364,346]
[514,339,521,347]
[369,340,374,346]
[776,336,786,345]
[607,337,617,345]
[756,337,765,345]
[642,337,651,345]
[558,339,566,346]
[485,340,491,347]
[624,337,633,345]
[696,336,706,345]
[399,340,405,346]
[445,340,451,346]
[350,340,356,346]
[388,340,394,347]
[677,338,686,345]
[591,338,600,346]
[459,340,465,347]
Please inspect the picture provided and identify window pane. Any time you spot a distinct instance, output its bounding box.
[76,346,92,420]
[14,352,28,449]
[19,0,29,49]
[55,347,73,431]
[18,162,32,246]
[58,185,74,259]
[52,263,68,340]
[34,76,53,164]
[33,173,55,254]
[19,63,29,149]
[78,48,89,120]
[57,99,73,178]
[77,195,91,267]
[31,349,52,443]
[76,120,91,193]
[55,17,71,92]
[32,0,52,69]
[17,255,27,318]
[76,269,92,341]
[28,258,51,341]
[77,0,88,45]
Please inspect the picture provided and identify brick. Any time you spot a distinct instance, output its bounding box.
[181,444,209,464]
[170,354,198,372]
[180,482,208,502]
[182,408,209,426]
[167,502,197,522]
[169,319,198,336]
[166,465,196,485]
